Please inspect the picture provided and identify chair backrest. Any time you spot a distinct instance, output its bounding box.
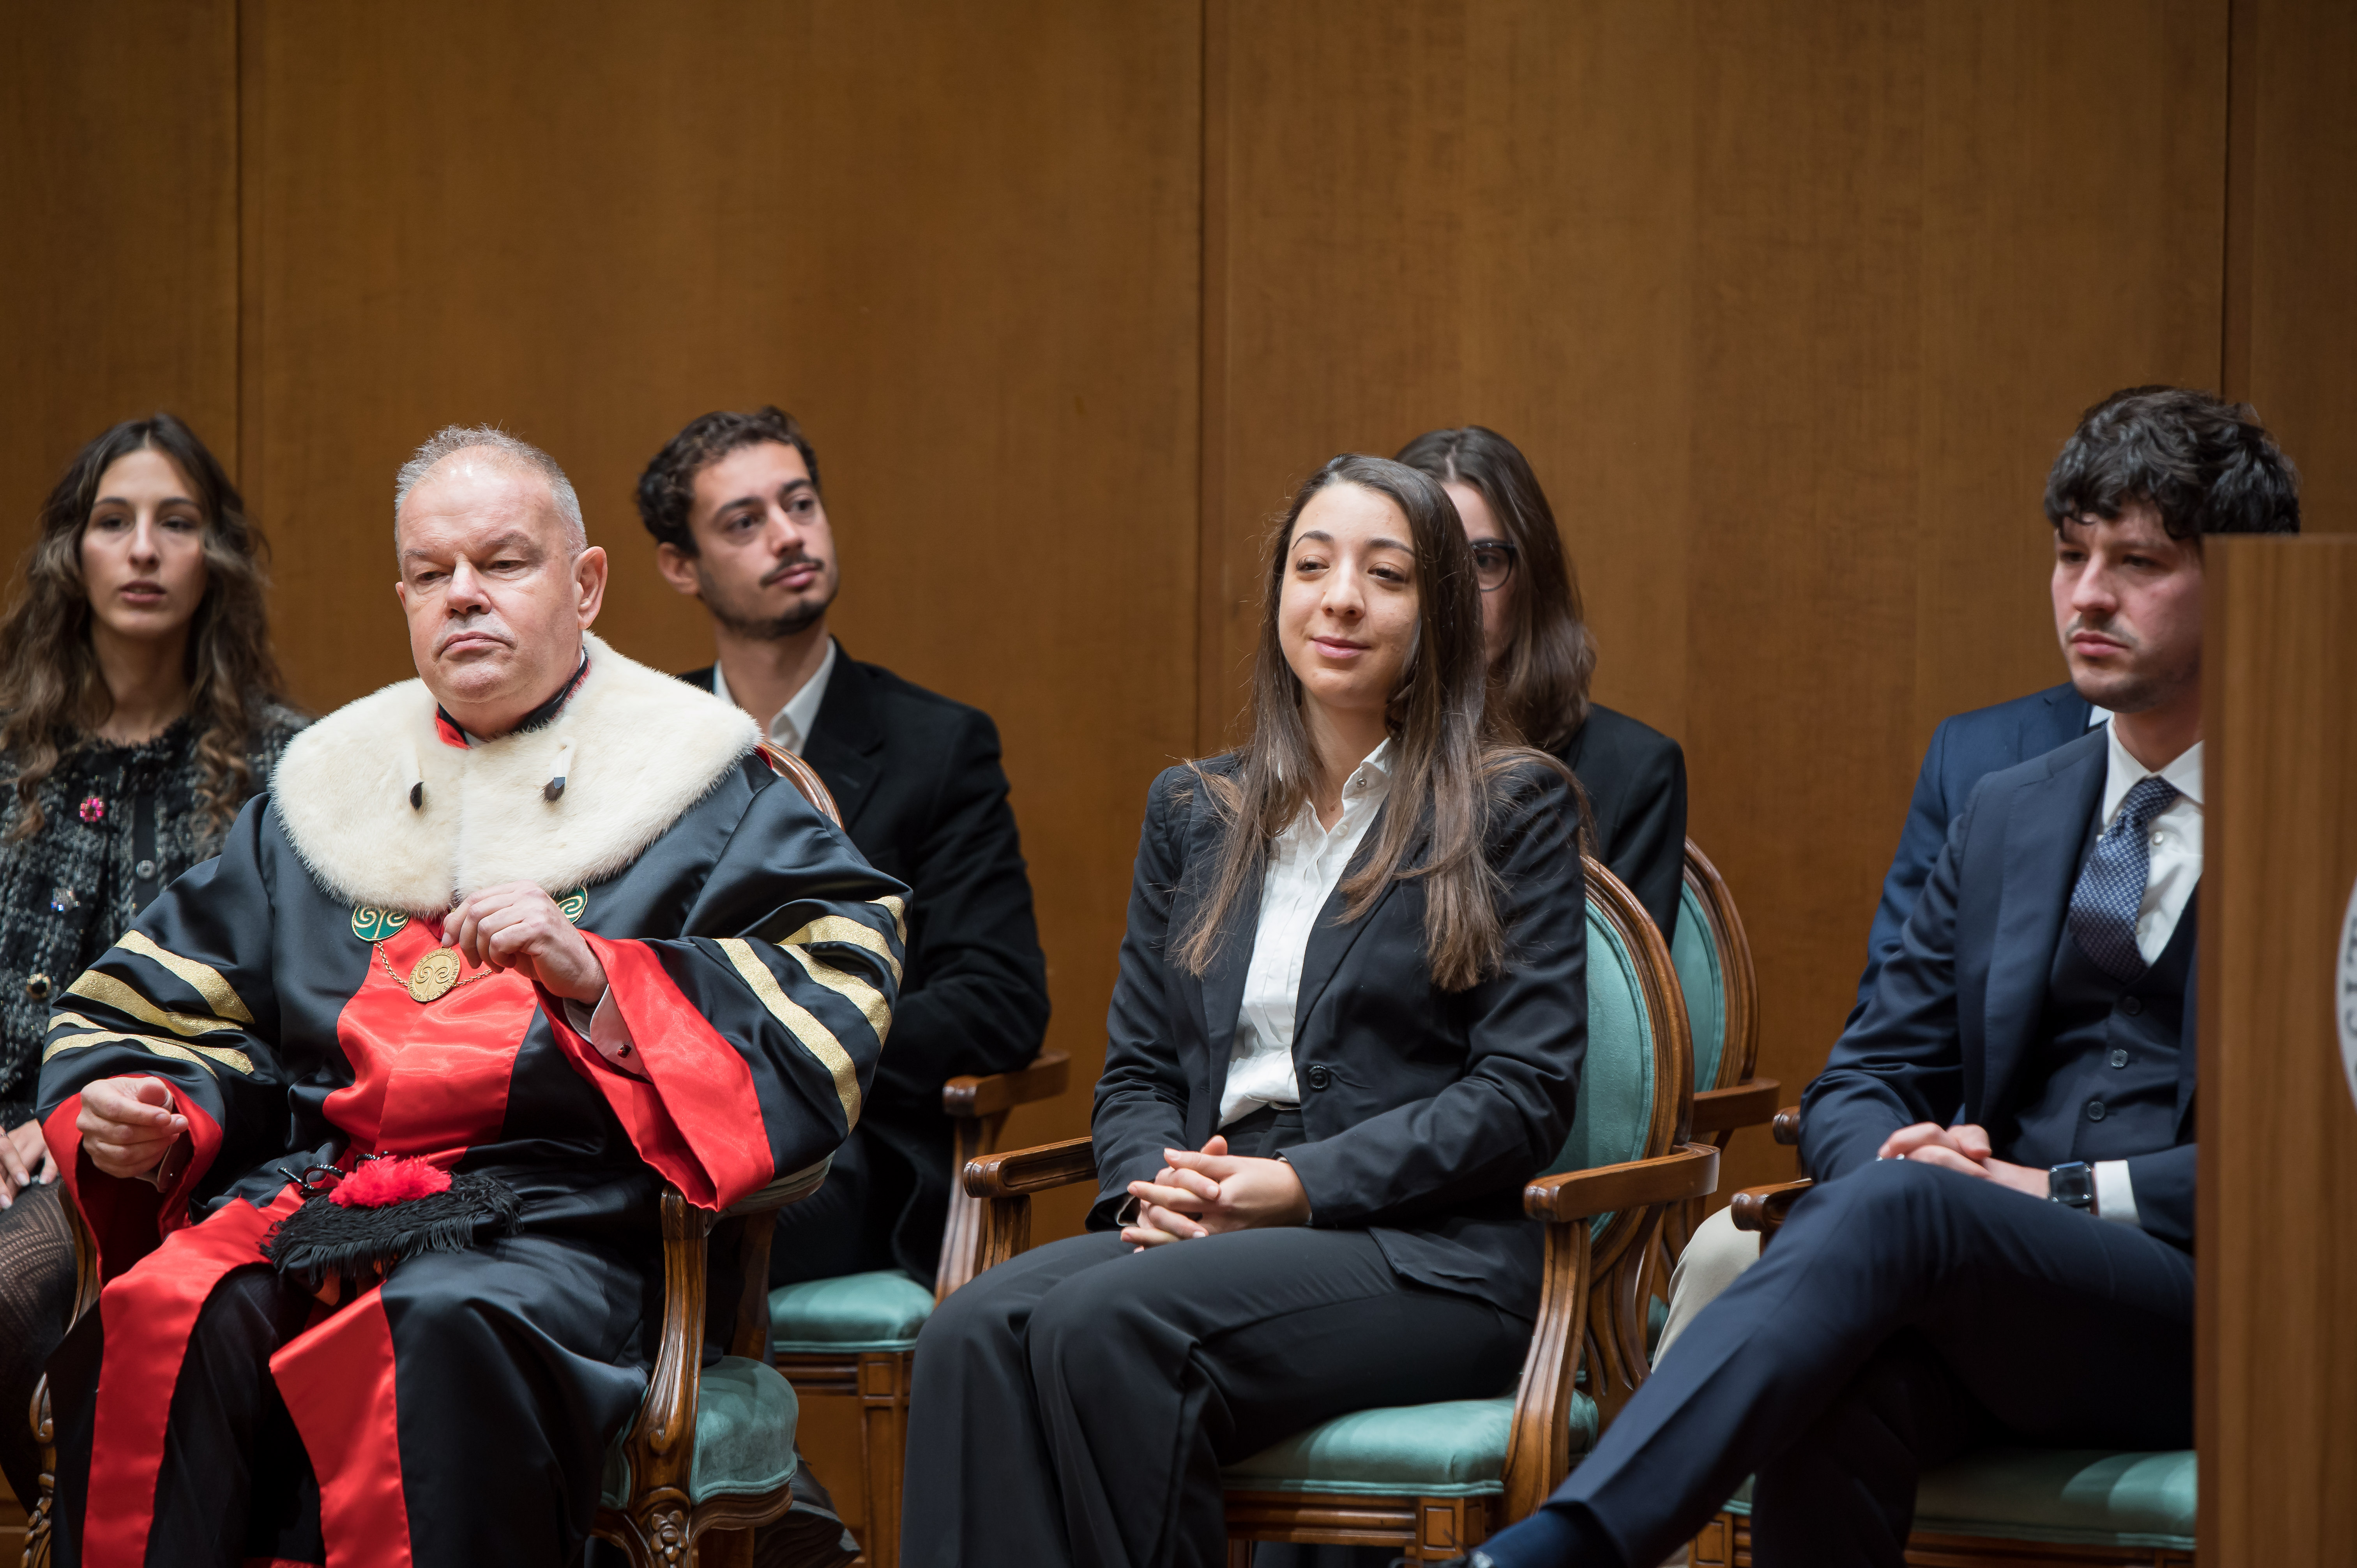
[1540,857,1693,1270]
[759,740,845,828]
[1674,839,1760,1093]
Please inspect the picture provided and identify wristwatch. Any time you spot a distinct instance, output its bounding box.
[2048,1160,2096,1214]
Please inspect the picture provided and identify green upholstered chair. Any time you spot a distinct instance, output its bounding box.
[962,858,1723,1564]
[1691,1114,2196,1568]
[766,1048,1069,1568]
[593,1166,830,1568]
[1668,840,1779,1263]
[1692,1450,2195,1567]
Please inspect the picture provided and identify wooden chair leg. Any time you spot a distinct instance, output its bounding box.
[1225,1537,1253,1567]
[1412,1496,1488,1562]
[854,1349,913,1568]
[696,1526,755,1568]
[1690,1510,1739,1567]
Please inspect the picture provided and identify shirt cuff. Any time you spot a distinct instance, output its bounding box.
[2093,1159,2140,1227]
[563,989,648,1081]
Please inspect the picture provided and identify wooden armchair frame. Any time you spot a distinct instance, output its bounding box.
[769,1048,1069,1568]
[594,1165,831,1568]
[963,859,1723,1563]
[1689,1110,2194,1568]
[1670,839,1780,1260]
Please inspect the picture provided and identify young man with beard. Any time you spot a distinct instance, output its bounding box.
[1466,387,2300,1568]
[640,408,1051,1558]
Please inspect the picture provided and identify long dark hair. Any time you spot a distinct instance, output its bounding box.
[0,413,288,842]
[1176,454,1562,992]
[1396,426,1597,750]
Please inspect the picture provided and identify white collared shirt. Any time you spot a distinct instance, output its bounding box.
[2088,720,2202,1230]
[2097,720,2203,965]
[1219,742,1394,1128]
[712,637,838,756]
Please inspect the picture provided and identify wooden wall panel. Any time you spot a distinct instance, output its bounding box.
[2227,0,2357,532]
[1210,0,2226,1198]
[0,0,238,569]
[2197,536,2357,1561]
[237,0,1202,1221]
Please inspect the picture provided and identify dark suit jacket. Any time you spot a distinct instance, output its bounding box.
[1801,729,2198,1250]
[1554,703,1686,941]
[682,651,1050,1273]
[1848,682,2093,1025]
[1090,758,1587,1318]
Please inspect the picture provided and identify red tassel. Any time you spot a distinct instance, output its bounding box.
[330,1156,452,1209]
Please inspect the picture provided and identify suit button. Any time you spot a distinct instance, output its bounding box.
[23,972,49,1001]
[2119,996,2144,1017]
[2087,1100,2107,1121]
[2110,1049,2129,1068]
[1305,1065,1330,1091]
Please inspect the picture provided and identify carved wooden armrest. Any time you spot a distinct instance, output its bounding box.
[942,1049,1071,1119]
[1729,1178,1813,1241]
[1770,1105,1804,1146]
[1690,1077,1781,1137]
[962,1135,1099,1199]
[1522,1142,1721,1224]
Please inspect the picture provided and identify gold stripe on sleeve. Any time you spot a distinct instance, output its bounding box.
[65,970,244,1037]
[876,894,908,945]
[717,937,862,1130]
[777,943,893,1047]
[777,915,903,987]
[43,1029,255,1077]
[115,931,256,1025]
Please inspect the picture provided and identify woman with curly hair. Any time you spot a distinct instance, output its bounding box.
[0,412,304,1509]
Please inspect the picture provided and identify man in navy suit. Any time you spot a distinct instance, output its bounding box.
[1470,386,2301,1568]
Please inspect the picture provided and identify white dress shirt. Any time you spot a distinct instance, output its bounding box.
[2087,721,2202,1229]
[712,636,838,756]
[1219,742,1394,1128]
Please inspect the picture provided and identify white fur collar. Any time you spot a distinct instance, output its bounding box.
[272,632,758,915]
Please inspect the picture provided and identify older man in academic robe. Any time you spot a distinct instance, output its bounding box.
[37,426,904,1568]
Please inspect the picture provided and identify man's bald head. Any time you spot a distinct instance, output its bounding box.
[394,426,586,554]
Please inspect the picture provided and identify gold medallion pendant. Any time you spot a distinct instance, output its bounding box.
[405,947,464,1003]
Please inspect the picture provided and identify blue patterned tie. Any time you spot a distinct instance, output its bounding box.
[2068,774,2180,982]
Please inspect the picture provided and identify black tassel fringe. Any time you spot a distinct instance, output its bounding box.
[263,1169,525,1280]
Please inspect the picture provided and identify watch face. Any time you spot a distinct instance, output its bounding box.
[2050,1163,2095,1206]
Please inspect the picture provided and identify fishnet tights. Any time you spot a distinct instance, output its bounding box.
[0,1180,75,1506]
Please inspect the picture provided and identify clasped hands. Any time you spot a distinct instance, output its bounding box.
[1878,1122,2047,1198]
[1122,1135,1311,1249]
[442,881,606,1003]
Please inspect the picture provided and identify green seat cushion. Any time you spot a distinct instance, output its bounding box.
[1722,1448,2194,1549]
[601,1355,799,1508]
[769,1268,935,1353]
[1538,902,1659,1237]
[1219,1394,1599,1498]
[1671,879,1727,1092]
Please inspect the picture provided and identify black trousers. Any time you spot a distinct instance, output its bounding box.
[1495,1158,2194,1568]
[900,1205,1528,1568]
[48,1231,652,1568]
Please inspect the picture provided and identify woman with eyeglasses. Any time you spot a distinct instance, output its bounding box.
[1397,426,1687,939]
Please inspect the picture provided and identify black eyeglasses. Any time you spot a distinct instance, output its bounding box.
[1470,539,1518,593]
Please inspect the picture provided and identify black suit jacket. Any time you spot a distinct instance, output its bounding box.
[1554,703,1686,941]
[1849,682,2093,1025]
[1801,729,2198,1249]
[1090,758,1587,1317]
[682,652,1050,1273]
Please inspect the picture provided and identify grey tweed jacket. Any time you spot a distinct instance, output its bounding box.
[0,703,305,1123]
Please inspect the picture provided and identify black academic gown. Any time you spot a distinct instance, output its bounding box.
[680,650,1048,1279]
[37,637,903,1568]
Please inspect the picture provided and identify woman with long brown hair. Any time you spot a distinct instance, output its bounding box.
[901,455,1587,1568]
[1398,426,1687,939]
[0,412,302,1509]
